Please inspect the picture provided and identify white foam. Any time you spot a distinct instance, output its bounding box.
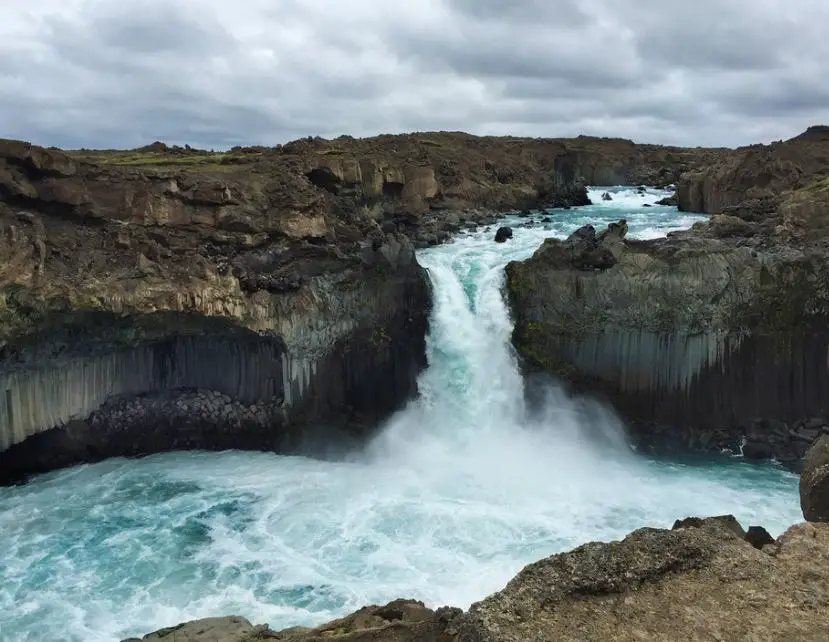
[0,194,798,642]
[587,185,673,209]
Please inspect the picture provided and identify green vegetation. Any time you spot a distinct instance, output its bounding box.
[65,149,261,171]
[803,175,829,193]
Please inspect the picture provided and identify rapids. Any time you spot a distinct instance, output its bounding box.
[0,187,801,642]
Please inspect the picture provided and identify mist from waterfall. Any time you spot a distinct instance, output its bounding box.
[0,188,801,642]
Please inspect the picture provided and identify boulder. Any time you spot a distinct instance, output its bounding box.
[655,194,678,206]
[745,525,776,550]
[529,220,626,272]
[494,226,513,243]
[801,435,829,522]
[601,191,613,201]
[121,616,269,642]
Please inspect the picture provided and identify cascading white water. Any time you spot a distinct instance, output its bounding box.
[0,188,802,642]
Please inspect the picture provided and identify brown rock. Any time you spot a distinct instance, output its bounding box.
[459,518,829,641]
[0,139,77,177]
[801,434,829,522]
[272,600,460,641]
[672,514,746,539]
[677,125,829,218]
[120,615,270,641]
[126,601,461,642]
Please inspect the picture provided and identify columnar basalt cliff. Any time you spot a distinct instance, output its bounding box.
[507,126,829,468]
[0,141,435,483]
[0,133,713,482]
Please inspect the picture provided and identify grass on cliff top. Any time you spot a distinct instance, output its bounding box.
[804,175,829,193]
[66,149,261,172]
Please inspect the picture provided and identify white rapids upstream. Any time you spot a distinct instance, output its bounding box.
[0,187,802,642]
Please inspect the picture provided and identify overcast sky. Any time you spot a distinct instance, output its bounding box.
[2,0,828,150]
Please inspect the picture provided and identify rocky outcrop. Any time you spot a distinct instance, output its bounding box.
[499,125,829,468]
[677,125,829,215]
[122,616,272,641]
[801,435,829,522]
[505,212,829,468]
[0,141,431,483]
[124,517,829,641]
[0,132,719,482]
[458,518,829,641]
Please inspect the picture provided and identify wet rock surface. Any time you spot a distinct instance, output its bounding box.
[125,517,829,641]
[505,126,829,469]
[494,226,513,243]
[801,435,829,522]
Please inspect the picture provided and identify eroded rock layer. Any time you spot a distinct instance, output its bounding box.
[507,126,829,468]
[0,131,722,481]
[0,139,434,482]
[506,218,829,468]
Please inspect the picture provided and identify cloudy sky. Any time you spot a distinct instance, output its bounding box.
[2,0,828,150]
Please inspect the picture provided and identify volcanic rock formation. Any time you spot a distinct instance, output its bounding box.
[0,132,709,482]
[801,435,829,522]
[507,126,829,468]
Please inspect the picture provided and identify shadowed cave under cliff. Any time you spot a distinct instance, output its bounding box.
[0,308,427,484]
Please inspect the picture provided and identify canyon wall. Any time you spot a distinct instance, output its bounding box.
[506,209,829,469]
[0,131,721,482]
[677,125,829,215]
[0,140,432,483]
[507,126,829,468]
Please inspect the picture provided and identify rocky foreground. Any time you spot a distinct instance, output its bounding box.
[125,438,829,641]
[507,125,829,470]
[0,132,713,482]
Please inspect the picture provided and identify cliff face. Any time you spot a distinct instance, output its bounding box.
[677,125,829,214]
[0,133,719,482]
[506,224,829,467]
[506,126,829,467]
[0,140,432,483]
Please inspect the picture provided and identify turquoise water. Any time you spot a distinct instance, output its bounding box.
[0,187,801,642]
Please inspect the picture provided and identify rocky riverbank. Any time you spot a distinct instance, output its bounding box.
[0,133,715,483]
[507,126,829,470]
[124,438,829,641]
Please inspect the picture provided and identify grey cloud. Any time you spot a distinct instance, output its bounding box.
[0,0,827,150]
[446,0,591,27]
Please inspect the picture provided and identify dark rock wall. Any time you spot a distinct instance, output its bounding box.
[0,262,430,484]
[537,329,829,467]
[506,220,829,469]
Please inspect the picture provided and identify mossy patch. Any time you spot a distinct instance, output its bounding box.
[803,175,829,193]
[65,149,260,172]
[738,257,829,333]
